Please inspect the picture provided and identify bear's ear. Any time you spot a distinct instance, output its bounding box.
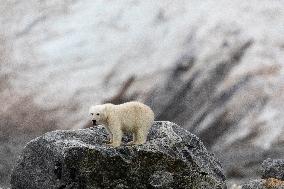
[101,106,108,119]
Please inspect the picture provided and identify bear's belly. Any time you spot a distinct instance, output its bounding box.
[121,124,135,133]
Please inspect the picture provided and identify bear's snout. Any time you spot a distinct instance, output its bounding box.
[92,120,97,126]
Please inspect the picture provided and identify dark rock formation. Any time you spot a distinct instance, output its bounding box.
[11,121,226,189]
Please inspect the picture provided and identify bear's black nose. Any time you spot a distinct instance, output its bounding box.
[92,120,97,126]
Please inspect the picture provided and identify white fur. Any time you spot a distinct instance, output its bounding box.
[89,101,155,147]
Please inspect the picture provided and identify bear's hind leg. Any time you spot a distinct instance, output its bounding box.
[134,127,148,145]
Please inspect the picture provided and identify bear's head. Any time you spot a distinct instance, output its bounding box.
[89,105,107,126]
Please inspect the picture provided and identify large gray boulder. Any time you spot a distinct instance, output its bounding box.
[11,121,226,189]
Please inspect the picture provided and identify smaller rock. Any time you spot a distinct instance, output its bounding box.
[262,158,284,180]
[241,158,284,189]
[242,178,284,189]
[264,178,284,189]
[241,179,265,189]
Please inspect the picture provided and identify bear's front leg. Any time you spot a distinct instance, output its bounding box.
[107,126,122,147]
[126,132,136,145]
[103,125,113,144]
[107,137,113,144]
[105,137,113,144]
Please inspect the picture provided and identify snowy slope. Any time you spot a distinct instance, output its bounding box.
[1,0,283,128]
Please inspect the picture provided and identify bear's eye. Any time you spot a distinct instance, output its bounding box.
[90,113,93,115]
[96,113,100,116]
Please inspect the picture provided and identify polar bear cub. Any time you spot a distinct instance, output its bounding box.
[89,101,155,147]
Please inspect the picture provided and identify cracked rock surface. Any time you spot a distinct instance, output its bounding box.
[11,121,226,189]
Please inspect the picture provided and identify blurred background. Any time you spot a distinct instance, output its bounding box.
[0,0,284,187]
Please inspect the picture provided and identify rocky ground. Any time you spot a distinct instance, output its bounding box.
[1,0,284,188]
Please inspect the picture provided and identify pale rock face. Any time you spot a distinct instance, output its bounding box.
[1,0,283,129]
